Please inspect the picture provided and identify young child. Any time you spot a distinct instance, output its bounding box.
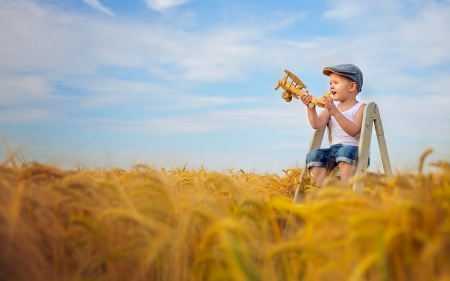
[300,64,365,186]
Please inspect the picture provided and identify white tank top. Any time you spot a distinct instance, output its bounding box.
[330,102,365,146]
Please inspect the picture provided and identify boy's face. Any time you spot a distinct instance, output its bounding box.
[329,73,355,101]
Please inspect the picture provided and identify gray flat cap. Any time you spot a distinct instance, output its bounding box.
[323,64,363,92]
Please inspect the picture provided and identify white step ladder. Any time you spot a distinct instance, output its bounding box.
[291,101,393,203]
[283,102,393,238]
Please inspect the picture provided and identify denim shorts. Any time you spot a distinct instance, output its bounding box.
[306,144,369,171]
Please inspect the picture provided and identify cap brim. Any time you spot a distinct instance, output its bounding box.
[323,68,341,76]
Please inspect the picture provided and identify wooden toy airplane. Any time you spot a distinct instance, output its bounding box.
[274,69,331,108]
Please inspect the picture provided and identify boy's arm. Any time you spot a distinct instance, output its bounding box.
[332,104,366,137]
[301,94,330,129]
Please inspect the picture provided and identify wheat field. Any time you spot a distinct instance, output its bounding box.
[1,152,449,281]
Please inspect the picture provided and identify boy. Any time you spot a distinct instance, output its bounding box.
[300,64,365,186]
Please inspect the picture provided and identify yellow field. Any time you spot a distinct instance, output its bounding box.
[1,155,450,281]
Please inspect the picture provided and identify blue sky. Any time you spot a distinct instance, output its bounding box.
[1,0,450,173]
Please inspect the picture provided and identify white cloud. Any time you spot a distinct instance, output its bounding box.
[145,0,191,12]
[105,103,310,135]
[322,0,402,22]
[1,0,450,147]
[0,108,55,123]
[0,76,53,105]
[82,0,114,16]
[1,0,449,96]
[0,0,266,83]
[369,95,450,139]
[146,95,259,110]
[322,0,363,20]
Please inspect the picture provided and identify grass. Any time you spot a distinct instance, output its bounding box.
[0,153,449,281]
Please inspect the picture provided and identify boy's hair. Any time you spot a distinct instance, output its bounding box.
[322,64,363,92]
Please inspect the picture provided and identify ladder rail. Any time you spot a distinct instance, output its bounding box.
[353,102,376,192]
[373,105,393,178]
[292,126,326,204]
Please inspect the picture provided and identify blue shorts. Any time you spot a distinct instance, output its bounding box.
[306,144,369,171]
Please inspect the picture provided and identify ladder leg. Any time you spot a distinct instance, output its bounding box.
[353,102,376,192]
[282,166,307,239]
[290,126,326,204]
[373,105,393,177]
[292,167,308,204]
[283,126,326,239]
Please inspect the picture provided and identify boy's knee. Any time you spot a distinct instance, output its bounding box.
[306,149,325,169]
[335,146,358,166]
[306,149,319,161]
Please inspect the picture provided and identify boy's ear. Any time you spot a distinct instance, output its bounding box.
[350,81,357,92]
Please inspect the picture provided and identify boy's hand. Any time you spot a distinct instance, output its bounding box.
[300,91,313,107]
[323,96,338,115]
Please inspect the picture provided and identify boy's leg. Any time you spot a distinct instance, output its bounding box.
[310,166,328,186]
[335,145,358,183]
[306,147,339,187]
[338,162,355,183]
